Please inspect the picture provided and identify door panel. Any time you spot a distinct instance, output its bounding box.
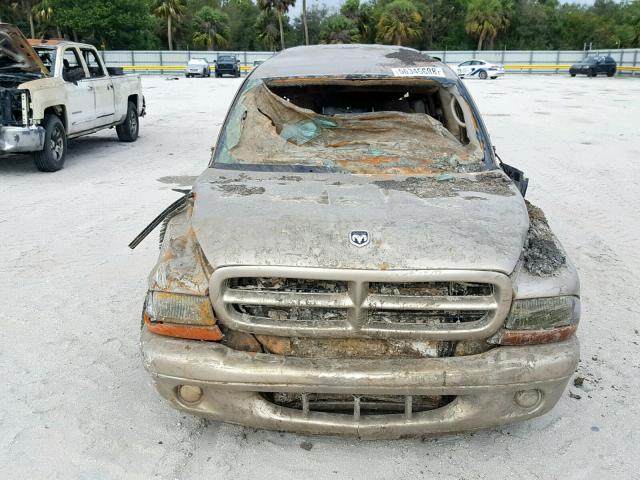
[81,48,115,126]
[61,48,95,134]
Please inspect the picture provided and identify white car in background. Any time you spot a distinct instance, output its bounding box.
[185,58,211,78]
[456,60,505,79]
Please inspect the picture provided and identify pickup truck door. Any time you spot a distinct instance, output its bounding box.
[61,47,95,134]
[80,48,115,126]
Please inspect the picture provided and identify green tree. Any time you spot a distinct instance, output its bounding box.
[192,6,230,49]
[153,0,185,50]
[340,0,373,42]
[465,0,512,50]
[376,0,422,46]
[320,14,360,44]
[257,0,296,50]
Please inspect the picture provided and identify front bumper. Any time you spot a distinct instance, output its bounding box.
[0,125,45,153]
[141,329,579,439]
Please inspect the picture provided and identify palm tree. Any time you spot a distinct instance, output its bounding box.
[465,0,511,51]
[192,7,230,49]
[257,0,296,50]
[153,0,186,51]
[376,0,422,46]
[255,9,280,51]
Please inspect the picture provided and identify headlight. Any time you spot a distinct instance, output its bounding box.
[492,296,580,345]
[504,297,580,330]
[146,291,215,325]
[144,291,222,341]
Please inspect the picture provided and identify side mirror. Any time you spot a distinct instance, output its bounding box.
[494,147,529,197]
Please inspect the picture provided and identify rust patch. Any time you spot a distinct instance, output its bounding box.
[144,314,223,341]
[255,334,292,355]
[221,328,262,352]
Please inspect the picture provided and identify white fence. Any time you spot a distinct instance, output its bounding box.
[99,48,640,75]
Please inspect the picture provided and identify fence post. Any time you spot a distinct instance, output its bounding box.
[442,47,447,63]
[472,50,476,59]
[159,50,163,75]
[555,50,560,74]
[501,46,505,65]
[130,50,135,72]
[633,50,638,77]
[529,50,534,74]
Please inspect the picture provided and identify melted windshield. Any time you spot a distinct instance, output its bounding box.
[212,78,486,175]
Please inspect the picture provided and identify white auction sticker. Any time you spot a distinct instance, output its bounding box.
[391,66,446,77]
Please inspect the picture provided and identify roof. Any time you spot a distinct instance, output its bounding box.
[28,38,94,49]
[252,44,457,81]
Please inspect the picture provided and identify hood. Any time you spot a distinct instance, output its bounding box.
[0,24,47,78]
[191,168,529,274]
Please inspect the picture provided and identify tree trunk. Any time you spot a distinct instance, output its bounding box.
[302,0,309,45]
[277,10,285,50]
[477,29,486,50]
[29,12,35,38]
[168,15,173,51]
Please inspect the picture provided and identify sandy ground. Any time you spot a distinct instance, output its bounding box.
[1,74,639,479]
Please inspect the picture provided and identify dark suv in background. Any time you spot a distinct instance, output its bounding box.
[569,55,617,77]
[215,55,241,77]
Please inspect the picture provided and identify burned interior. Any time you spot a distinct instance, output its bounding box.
[215,78,485,175]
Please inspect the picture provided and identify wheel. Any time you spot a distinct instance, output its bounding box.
[185,73,190,78]
[33,114,67,172]
[478,70,488,80]
[570,73,576,77]
[606,70,614,77]
[588,69,596,77]
[490,76,497,79]
[116,101,139,142]
[216,72,221,78]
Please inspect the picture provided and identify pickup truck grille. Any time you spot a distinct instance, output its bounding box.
[210,267,512,340]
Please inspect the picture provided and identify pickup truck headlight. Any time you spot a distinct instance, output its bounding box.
[143,291,222,341]
[492,296,580,345]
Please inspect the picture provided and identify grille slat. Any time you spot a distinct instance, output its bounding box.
[211,267,512,340]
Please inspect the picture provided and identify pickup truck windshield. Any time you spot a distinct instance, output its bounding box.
[213,78,485,175]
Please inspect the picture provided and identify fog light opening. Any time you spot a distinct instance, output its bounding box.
[514,389,542,409]
[177,385,203,404]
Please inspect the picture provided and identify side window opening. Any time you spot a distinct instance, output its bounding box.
[82,49,105,78]
[62,49,86,82]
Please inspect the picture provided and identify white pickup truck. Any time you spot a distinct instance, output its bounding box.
[0,24,145,171]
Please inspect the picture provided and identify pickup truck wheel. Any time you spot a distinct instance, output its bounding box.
[33,114,67,172]
[116,101,139,142]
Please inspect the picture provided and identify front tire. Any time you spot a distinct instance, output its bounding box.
[606,70,615,77]
[478,70,488,80]
[33,114,67,172]
[570,73,576,77]
[116,101,139,142]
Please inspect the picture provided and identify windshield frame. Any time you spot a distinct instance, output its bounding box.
[209,73,496,174]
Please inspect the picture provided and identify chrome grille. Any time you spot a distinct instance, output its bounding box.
[210,267,512,340]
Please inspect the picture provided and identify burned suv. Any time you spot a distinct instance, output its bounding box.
[136,45,580,439]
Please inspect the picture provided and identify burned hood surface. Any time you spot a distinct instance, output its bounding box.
[0,24,47,76]
[191,168,529,274]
